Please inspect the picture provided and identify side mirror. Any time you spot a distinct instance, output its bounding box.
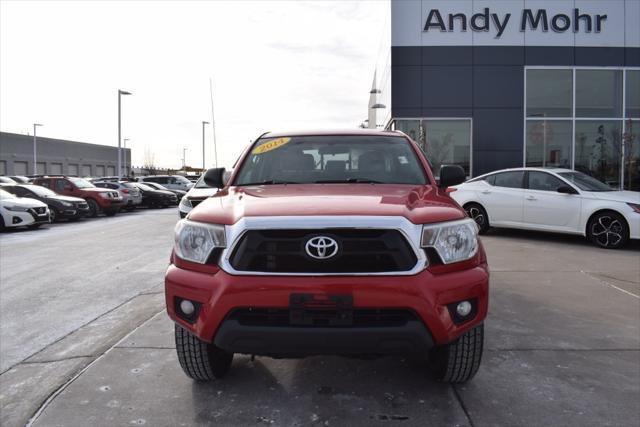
[557,185,576,194]
[203,168,226,189]
[438,165,466,188]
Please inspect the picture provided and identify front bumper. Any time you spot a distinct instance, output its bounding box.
[165,249,489,355]
[1,207,49,227]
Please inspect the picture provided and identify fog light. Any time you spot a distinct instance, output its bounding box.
[180,300,195,316]
[456,301,472,317]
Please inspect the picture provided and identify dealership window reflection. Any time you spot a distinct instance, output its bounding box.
[526,121,572,168]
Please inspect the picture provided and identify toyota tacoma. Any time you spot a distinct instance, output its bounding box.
[166,130,489,383]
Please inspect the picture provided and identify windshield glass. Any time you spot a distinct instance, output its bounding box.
[26,185,57,197]
[69,177,95,188]
[0,189,16,199]
[136,183,154,191]
[174,176,191,184]
[234,135,427,186]
[557,172,613,192]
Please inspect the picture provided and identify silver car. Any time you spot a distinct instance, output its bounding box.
[93,181,143,211]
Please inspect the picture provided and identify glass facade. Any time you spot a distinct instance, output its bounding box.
[392,119,472,177]
[525,68,640,190]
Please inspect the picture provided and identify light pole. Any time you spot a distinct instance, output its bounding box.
[123,138,130,177]
[33,123,43,174]
[182,147,188,170]
[118,89,132,177]
[201,121,209,171]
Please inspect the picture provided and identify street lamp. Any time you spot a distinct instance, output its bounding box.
[182,147,188,170]
[123,138,130,177]
[33,123,43,175]
[118,89,132,177]
[202,121,209,171]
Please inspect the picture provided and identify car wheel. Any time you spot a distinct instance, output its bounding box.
[464,203,490,234]
[587,211,629,249]
[0,215,6,231]
[86,199,100,218]
[175,324,233,381]
[49,209,58,223]
[429,323,483,383]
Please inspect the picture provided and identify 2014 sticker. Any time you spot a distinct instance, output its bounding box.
[252,137,291,155]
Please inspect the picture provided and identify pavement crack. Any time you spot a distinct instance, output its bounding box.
[452,384,475,427]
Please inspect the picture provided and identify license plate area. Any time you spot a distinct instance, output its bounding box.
[289,293,353,326]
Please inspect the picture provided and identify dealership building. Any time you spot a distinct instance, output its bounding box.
[0,132,131,177]
[369,0,639,190]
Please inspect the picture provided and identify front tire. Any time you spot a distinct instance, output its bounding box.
[429,323,483,383]
[464,203,490,234]
[175,324,233,381]
[587,211,629,249]
[49,209,58,223]
[86,199,100,218]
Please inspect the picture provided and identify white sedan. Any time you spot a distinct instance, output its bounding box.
[450,168,640,249]
[0,188,51,230]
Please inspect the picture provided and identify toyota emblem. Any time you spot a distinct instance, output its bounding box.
[305,236,339,260]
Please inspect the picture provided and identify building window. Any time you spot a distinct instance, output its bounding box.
[68,164,79,176]
[525,67,640,190]
[393,118,472,177]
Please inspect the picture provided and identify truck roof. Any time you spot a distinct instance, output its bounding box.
[264,129,403,138]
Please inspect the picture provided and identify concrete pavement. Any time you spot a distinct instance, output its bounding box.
[26,229,640,427]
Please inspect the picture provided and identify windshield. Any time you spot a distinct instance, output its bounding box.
[26,185,57,197]
[0,189,16,199]
[234,135,427,186]
[557,172,613,192]
[69,177,95,188]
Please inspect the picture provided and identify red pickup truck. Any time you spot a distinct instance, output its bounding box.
[33,176,123,217]
[166,130,489,383]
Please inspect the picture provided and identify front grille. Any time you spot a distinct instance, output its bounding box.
[228,308,418,328]
[229,229,417,273]
[31,207,46,215]
[77,202,88,208]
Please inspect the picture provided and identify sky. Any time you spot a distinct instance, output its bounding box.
[0,0,389,169]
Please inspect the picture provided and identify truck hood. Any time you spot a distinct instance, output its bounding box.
[186,187,218,199]
[188,184,465,225]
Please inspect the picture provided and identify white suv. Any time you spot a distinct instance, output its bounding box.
[0,188,50,230]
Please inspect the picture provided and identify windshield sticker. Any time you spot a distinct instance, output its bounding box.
[252,137,291,155]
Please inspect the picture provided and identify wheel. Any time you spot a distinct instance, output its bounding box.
[464,203,490,234]
[49,209,58,223]
[0,215,6,231]
[429,323,483,383]
[86,199,100,218]
[175,324,233,381]
[587,211,629,249]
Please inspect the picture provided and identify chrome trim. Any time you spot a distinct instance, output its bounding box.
[219,216,428,276]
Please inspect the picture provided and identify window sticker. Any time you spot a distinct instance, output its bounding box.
[252,137,291,155]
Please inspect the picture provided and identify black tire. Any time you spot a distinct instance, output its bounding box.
[0,215,6,231]
[86,199,100,218]
[464,203,490,234]
[587,211,629,249]
[49,209,58,223]
[429,323,483,383]
[105,209,117,217]
[175,324,233,381]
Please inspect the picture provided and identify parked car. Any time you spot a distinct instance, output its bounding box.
[131,183,178,208]
[2,184,89,222]
[0,188,50,230]
[178,173,219,218]
[0,177,16,185]
[142,182,186,203]
[450,167,640,249]
[32,176,124,217]
[166,129,488,384]
[138,175,193,191]
[9,176,30,184]
[93,181,143,211]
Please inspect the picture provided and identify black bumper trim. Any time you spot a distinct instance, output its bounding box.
[213,320,434,357]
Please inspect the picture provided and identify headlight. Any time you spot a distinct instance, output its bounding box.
[4,205,29,212]
[174,220,226,264]
[98,193,110,199]
[179,197,192,208]
[60,201,73,207]
[421,218,478,264]
[628,203,640,213]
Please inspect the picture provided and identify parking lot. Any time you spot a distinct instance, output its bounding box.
[0,210,638,427]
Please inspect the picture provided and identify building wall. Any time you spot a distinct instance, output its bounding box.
[389,0,640,178]
[0,132,131,177]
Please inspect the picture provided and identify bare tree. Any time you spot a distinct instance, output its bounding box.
[143,147,157,175]
[623,119,637,190]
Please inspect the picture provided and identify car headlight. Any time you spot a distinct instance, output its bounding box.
[4,205,29,212]
[628,203,640,213]
[179,197,192,208]
[60,201,73,207]
[421,218,478,264]
[174,220,226,264]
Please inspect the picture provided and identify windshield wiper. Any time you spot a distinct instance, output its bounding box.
[315,178,382,184]
[236,180,299,186]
